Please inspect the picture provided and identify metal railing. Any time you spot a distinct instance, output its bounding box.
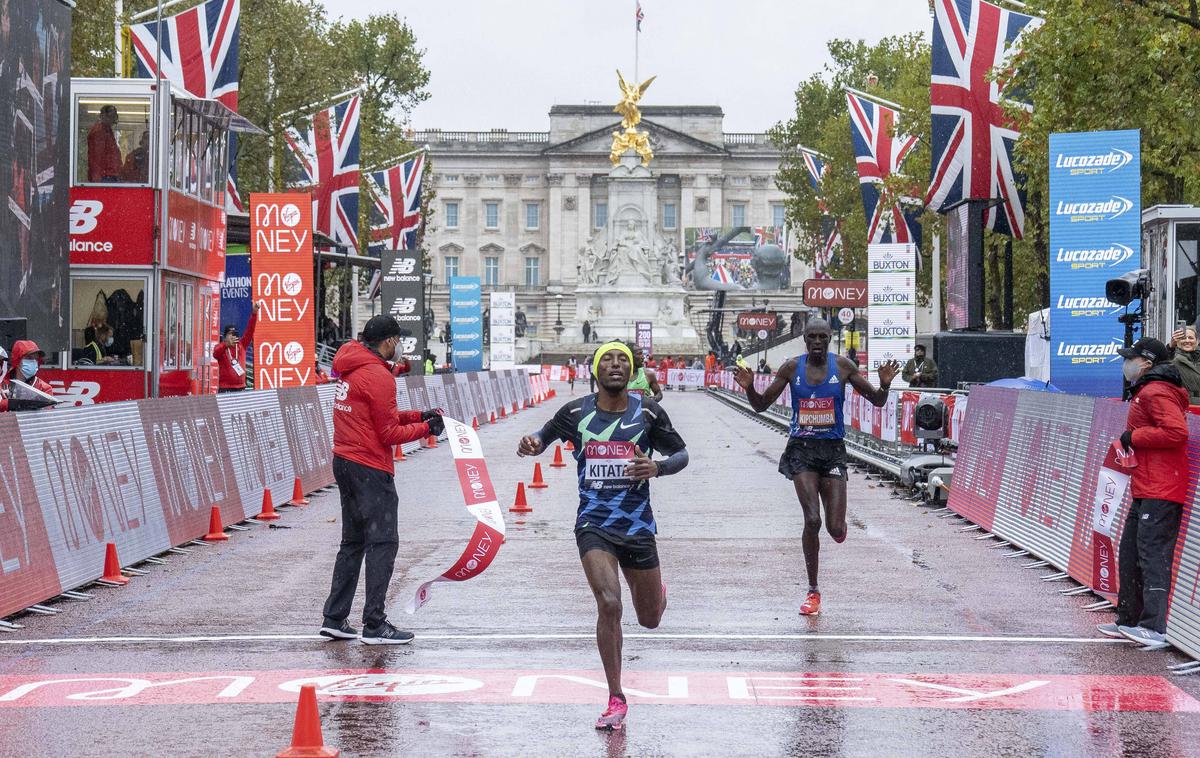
[414,130,550,144]
[723,133,774,146]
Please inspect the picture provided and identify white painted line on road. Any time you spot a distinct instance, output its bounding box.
[0,632,1132,646]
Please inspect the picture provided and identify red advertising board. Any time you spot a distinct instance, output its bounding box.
[39,368,147,406]
[803,278,868,307]
[165,190,227,280]
[737,312,778,331]
[251,193,315,388]
[68,187,155,265]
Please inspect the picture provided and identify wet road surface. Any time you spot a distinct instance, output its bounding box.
[2,387,1199,757]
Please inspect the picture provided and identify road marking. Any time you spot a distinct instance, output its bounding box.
[0,632,1132,646]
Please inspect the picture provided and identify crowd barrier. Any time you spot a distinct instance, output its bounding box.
[0,369,538,621]
[949,386,1200,663]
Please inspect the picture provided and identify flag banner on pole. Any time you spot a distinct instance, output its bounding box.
[128,0,243,211]
[283,94,361,250]
[926,0,1043,239]
[406,417,506,613]
[1090,440,1134,598]
[636,2,644,31]
[846,91,922,248]
[367,152,425,252]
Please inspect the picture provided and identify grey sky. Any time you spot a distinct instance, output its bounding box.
[317,0,931,133]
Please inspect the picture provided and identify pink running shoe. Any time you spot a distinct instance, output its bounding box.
[595,695,628,730]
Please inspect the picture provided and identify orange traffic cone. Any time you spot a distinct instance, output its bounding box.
[564,440,575,452]
[500,406,508,419]
[530,462,548,489]
[550,444,567,468]
[509,482,532,513]
[394,445,406,462]
[276,684,339,758]
[473,418,480,430]
[256,490,280,521]
[490,412,497,425]
[427,434,438,448]
[101,542,129,585]
[203,506,230,541]
[289,477,309,506]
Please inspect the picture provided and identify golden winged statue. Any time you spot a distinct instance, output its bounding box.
[610,70,657,167]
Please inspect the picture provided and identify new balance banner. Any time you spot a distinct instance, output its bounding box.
[381,249,425,362]
[251,194,315,388]
[1048,130,1141,397]
[450,277,483,372]
[406,417,505,612]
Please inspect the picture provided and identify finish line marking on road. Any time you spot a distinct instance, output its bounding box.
[0,632,1134,646]
[0,668,1196,713]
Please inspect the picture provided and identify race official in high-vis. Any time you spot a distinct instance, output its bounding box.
[321,315,444,645]
[1097,338,1189,650]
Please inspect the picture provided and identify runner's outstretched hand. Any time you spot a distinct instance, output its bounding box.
[517,435,544,457]
[625,446,659,481]
[877,359,901,387]
[733,366,754,390]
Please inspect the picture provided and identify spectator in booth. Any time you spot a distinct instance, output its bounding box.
[119,131,149,183]
[87,104,123,183]
[81,324,118,365]
[1096,338,1189,650]
[902,345,939,388]
[214,302,259,393]
[315,361,331,384]
[319,315,443,645]
[1169,326,1200,404]
[757,358,772,375]
[8,340,53,394]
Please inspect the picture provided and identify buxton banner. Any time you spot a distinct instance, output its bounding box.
[251,194,315,388]
[1048,129,1141,397]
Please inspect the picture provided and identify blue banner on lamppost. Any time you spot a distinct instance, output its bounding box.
[449,276,483,372]
[1048,129,1141,397]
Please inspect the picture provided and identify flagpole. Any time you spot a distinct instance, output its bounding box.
[364,145,429,173]
[131,0,194,21]
[155,0,163,82]
[634,1,639,82]
[277,85,366,123]
[844,86,907,113]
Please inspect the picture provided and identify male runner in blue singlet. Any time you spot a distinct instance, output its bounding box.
[735,319,898,616]
[518,341,689,731]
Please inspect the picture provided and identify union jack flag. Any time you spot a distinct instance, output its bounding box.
[752,226,777,247]
[926,0,1042,239]
[801,149,825,192]
[636,2,644,31]
[367,152,425,251]
[846,91,922,247]
[710,263,732,285]
[283,95,361,250]
[129,0,241,211]
[814,220,842,280]
[697,228,718,245]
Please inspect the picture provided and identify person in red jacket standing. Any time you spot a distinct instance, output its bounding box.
[213,302,258,392]
[320,315,444,645]
[1098,338,1190,649]
[8,340,54,394]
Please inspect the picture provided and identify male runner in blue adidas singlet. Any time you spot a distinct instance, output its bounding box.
[735,319,898,616]
[517,341,689,731]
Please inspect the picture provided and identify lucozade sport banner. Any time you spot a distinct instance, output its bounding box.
[251,194,315,388]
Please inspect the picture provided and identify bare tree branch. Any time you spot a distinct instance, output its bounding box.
[1124,0,1200,30]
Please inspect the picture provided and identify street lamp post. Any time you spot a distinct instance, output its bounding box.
[554,293,564,343]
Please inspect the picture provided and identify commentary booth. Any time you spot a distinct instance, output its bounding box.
[41,77,261,405]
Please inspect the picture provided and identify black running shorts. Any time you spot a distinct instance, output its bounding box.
[778,437,848,480]
[575,525,660,570]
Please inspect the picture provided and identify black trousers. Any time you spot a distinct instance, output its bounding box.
[322,456,399,629]
[1116,498,1182,633]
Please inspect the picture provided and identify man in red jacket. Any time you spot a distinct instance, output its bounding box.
[213,303,258,392]
[320,315,443,645]
[1099,338,1190,649]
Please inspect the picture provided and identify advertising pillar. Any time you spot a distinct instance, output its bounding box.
[866,243,917,375]
[380,249,425,363]
[449,276,483,372]
[490,292,516,370]
[635,321,653,355]
[1049,129,1141,397]
[250,194,315,388]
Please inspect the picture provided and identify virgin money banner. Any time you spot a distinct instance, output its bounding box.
[665,369,705,388]
[1091,441,1133,597]
[406,417,505,612]
[251,194,316,388]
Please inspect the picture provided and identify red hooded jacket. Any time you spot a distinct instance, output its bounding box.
[9,340,53,394]
[332,340,429,474]
[213,312,256,390]
[1126,364,1191,504]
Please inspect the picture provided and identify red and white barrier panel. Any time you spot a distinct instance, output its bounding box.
[0,369,534,621]
[949,386,1200,663]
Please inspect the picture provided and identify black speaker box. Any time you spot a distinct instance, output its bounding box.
[0,318,26,355]
[919,331,1026,389]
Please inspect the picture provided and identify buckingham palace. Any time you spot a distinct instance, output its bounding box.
[416,104,813,361]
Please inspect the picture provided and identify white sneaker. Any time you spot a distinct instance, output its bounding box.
[1095,623,1124,639]
[1117,625,1170,650]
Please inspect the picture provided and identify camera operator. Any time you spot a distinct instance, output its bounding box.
[1097,338,1189,649]
[320,315,444,645]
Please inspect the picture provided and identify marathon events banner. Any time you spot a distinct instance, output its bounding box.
[251,194,315,388]
[0,370,537,621]
[490,292,516,370]
[866,244,917,375]
[450,276,483,372]
[221,246,252,336]
[1049,129,1141,397]
[381,249,424,363]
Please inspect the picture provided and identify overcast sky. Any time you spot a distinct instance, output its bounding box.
[316,0,932,133]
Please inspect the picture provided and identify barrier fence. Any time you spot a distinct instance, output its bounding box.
[0,369,539,622]
[949,386,1200,663]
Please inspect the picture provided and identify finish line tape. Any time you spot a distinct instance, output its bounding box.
[405,416,505,613]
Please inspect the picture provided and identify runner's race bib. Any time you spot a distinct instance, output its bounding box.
[584,440,635,491]
[795,397,835,427]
